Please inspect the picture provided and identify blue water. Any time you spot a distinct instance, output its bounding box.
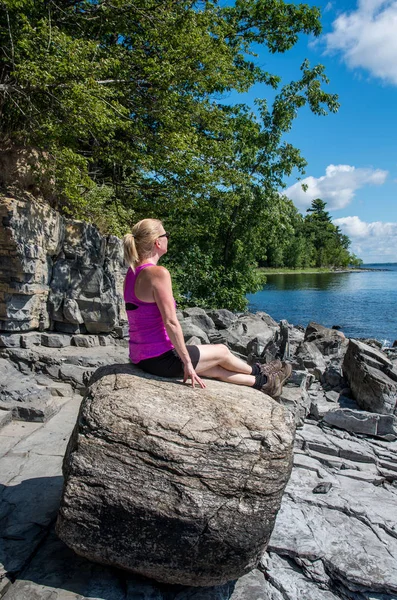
[247,264,397,345]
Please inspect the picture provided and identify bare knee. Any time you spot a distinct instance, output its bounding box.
[216,344,230,360]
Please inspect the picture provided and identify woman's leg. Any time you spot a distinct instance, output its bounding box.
[195,344,251,373]
[194,344,255,386]
[193,344,290,395]
[198,365,256,386]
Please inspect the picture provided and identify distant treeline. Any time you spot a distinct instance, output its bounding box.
[260,199,363,269]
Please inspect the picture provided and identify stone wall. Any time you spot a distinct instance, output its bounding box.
[0,193,126,333]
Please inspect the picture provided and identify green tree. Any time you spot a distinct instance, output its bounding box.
[302,199,353,268]
[1,0,340,309]
[349,254,363,268]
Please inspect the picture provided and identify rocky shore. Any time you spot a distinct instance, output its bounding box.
[1,310,397,599]
[1,192,397,599]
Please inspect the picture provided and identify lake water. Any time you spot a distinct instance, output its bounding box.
[247,263,397,346]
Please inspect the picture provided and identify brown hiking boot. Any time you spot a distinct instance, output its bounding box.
[259,360,283,376]
[260,371,283,399]
[259,360,292,385]
[279,361,292,385]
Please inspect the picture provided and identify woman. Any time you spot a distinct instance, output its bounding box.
[123,218,291,397]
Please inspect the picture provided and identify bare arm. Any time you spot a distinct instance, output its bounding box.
[151,267,205,388]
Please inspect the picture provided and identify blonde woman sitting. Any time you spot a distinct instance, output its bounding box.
[123,219,291,397]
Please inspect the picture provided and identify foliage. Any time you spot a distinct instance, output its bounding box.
[262,198,359,269]
[1,0,343,308]
[349,254,363,268]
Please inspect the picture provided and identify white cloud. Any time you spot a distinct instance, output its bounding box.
[334,215,397,261]
[324,0,397,85]
[285,164,388,210]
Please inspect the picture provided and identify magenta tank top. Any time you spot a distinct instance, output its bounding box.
[124,264,174,363]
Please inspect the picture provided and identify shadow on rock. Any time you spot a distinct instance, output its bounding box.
[0,476,64,582]
[3,526,236,599]
[0,475,236,599]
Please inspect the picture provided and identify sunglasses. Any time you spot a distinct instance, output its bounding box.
[158,232,170,239]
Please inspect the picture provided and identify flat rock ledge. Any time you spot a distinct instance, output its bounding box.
[56,364,295,587]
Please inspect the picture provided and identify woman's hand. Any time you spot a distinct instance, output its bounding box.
[183,362,206,389]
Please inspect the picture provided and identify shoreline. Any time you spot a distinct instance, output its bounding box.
[257,267,388,275]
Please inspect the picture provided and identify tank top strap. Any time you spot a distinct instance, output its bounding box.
[125,263,156,305]
[135,262,155,272]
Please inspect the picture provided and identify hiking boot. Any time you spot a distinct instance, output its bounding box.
[279,361,292,385]
[259,360,283,376]
[260,371,283,399]
[259,360,292,385]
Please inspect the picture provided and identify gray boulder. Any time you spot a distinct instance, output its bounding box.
[278,385,311,427]
[342,339,397,414]
[322,364,345,390]
[0,334,20,348]
[182,307,208,318]
[181,312,215,333]
[213,329,252,357]
[294,341,327,374]
[246,335,276,358]
[232,313,277,341]
[304,322,348,360]
[254,312,278,327]
[0,357,62,422]
[72,334,100,348]
[56,365,295,586]
[288,326,305,356]
[207,309,237,330]
[0,193,64,332]
[180,319,210,344]
[220,314,276,357]
[41,333,71,348]
[20,332,42,348]
[185,336,202,346]
[323,407,397,440]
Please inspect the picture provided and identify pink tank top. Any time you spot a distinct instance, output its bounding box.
[124,264,174,363]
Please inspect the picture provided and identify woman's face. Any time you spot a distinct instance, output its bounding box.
[156,227,169,256]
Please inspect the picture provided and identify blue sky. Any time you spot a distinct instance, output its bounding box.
[222,0,397,263]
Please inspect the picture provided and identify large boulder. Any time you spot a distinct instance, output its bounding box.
[218,313,277,358]
[304,322,348,361]
[294,341,327,375]
[56,364,295,586]
[181,310,216,333]
[207,309,237,330]
[342,339,397,414]
[232,313,278,340]
[180,319,210,344]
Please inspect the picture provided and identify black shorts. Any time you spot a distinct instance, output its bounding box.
[136,345,200,378]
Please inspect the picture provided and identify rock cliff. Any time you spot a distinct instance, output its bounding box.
[0,193,126,333]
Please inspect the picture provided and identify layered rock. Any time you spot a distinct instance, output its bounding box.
[56,364,295,586]
[304,321,348,360]
[0,194,126,333]
[0,195,63,331]
[343,339,397,414]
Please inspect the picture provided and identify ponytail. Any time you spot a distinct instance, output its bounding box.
[123,233,139,270]
[123,218,163,270]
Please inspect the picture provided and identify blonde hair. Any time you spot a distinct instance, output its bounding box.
[123,218,164,269]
